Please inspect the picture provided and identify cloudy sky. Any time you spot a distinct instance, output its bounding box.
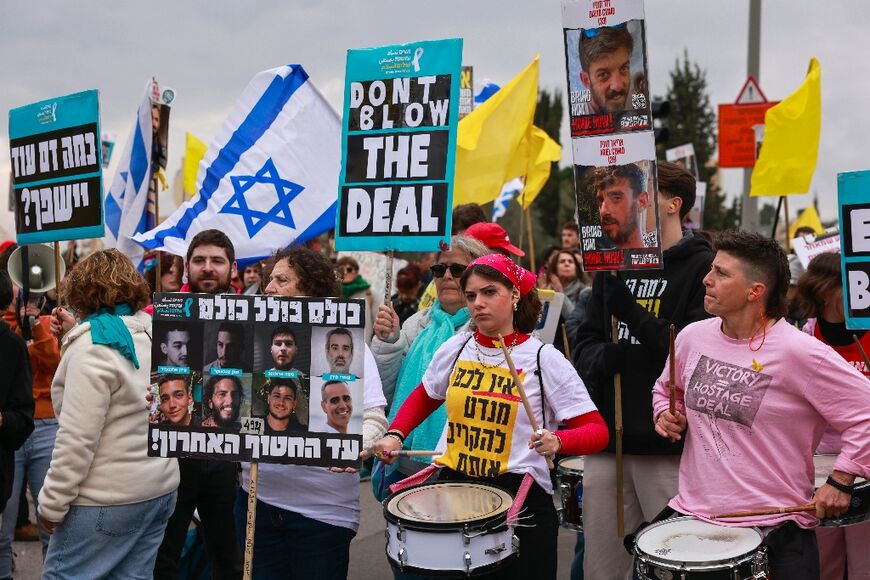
[1,0,863,239]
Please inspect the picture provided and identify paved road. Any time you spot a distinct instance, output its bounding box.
[12,482,578,579]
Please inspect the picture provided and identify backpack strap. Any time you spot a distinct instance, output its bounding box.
[536,343,547,427]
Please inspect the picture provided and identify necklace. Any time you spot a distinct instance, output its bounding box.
[473,330,518,369]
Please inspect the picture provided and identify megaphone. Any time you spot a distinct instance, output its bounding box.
[7,244,65,293]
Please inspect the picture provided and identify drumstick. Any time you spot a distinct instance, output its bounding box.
[853,335,870,372]
[498,333,555,470]
[669,324,676,416]
[713,502,816,519]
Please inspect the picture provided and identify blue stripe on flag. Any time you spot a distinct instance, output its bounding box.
[105,192,122,237]
[130,121,148,193]
[138,66,309,250]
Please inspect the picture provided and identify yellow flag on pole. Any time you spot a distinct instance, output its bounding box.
[788,204,824,240]
[182,132,208,198]
[750,58,821,196]
[516,126,561,209]
[453,57,539,206]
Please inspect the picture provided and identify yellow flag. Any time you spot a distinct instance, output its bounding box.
[453,57,539,206]
[182,132,208,198]
[750,58,821,196]
[516,126,561,209]
[788,204,824,240]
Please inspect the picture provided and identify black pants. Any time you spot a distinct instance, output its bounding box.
[763,521,820,580]
[439,469,559,580]
[153,458,243,580]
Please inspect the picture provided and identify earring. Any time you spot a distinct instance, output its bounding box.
[512,301,518,312]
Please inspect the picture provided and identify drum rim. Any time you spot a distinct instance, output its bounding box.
[557,456,585,475]
[819,480,869,528]
[634,516,764,570]
[383,481,514,531]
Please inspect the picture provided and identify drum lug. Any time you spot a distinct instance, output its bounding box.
[484,542,506,556]
[462,524,471,545]
[512,534,520,554]
[751,546,769,579]
[464,552,472,576]
[397,547,407,569]
[396,521,406,543]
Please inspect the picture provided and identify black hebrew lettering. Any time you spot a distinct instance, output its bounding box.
[345,131,449,183]
[15,176,102,235]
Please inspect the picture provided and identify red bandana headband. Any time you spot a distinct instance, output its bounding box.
[467,254,536,297]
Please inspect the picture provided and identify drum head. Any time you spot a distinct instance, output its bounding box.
[385,482,513,525]
[636,517,762,565]
[558,456,585,474]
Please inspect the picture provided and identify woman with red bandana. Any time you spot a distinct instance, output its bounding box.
[373,254,609,580]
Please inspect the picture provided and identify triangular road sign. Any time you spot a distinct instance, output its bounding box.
[735,76,767,105]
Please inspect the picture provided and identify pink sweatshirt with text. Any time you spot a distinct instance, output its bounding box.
[652,317,870,529]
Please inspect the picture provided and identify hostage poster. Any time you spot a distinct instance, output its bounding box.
[336,38,463,252]
[148,294,367,468]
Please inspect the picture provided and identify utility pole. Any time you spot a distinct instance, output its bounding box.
[741,0,762,232]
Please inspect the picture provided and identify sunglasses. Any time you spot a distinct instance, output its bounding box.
[340,266,356,274]
[430,263,466,278]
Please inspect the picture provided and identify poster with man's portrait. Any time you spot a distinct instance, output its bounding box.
[572,131,662,271]
[148,294,367,468]
[562,0,651,137]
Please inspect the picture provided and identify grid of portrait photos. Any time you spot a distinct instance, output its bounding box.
[148,293,367,467]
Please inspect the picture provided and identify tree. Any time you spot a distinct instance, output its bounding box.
[657,51,740,231]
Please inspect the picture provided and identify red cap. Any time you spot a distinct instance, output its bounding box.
[0,240,14,254]
[464,223,525,257]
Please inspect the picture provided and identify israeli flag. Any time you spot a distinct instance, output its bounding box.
[104,88,153,269]
[492,178,524,222]
[133,65,339,263]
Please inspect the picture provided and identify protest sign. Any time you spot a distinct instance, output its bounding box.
[793,228,840,269]
[9,90,103,244]
[336,38,462,252]
[683,181,705,230]
[839,171,870,329]
[460,66,474,118]
[100,132,115,169]
[148,294,367,468]
[562,0,652,138]
[562,0,661,272]
[665,143,699,179]
[571,126,662,271]
[534,288,566,345]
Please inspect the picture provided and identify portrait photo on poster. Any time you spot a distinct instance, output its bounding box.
[573,138,663,270]
[253,322,311,377]
[149,372,199,427]
[200,373,253,431]
[202,320,252,376]
[310,326,366,378]
[308,375,364,436]
[153,320,203,374]
[564,19,651,136]
[251,374,310,434]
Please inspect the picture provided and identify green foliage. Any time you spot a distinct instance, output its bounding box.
[657,51,740,231]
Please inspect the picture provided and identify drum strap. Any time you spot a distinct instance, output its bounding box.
[506,472,535,525]
[535,344,546,427]
[388,463,441,495]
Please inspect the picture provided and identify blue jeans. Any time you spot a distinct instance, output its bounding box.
[41,491,177,580]
[0,418,58,577]
[234,489,356,580]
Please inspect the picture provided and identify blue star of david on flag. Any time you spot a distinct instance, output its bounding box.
[220,158,304,237]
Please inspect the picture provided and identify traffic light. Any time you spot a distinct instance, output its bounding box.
[652,100,670,145]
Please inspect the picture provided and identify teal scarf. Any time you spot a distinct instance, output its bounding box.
[387,300,470,468]
[83,303,139,369]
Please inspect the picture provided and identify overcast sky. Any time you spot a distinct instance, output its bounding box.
[1,0,864,239]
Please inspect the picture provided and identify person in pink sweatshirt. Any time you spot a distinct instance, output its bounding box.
[652,231,870,579]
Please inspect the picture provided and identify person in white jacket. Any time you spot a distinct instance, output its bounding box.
[40,250,179,579]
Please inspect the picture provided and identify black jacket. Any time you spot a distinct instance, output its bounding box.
[0,321,35,511]
[574,231,713,455]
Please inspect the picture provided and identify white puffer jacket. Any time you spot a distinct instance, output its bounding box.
[38,310,179,521]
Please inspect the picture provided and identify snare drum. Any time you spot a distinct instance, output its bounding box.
[634,517,768,579]
[556,456,584,531]
[814,454,870,528]
[384,481,519,576]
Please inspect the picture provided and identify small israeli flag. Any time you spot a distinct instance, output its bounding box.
[104,87,153,269]
[492,178,524,222]
[133,65,340,263]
